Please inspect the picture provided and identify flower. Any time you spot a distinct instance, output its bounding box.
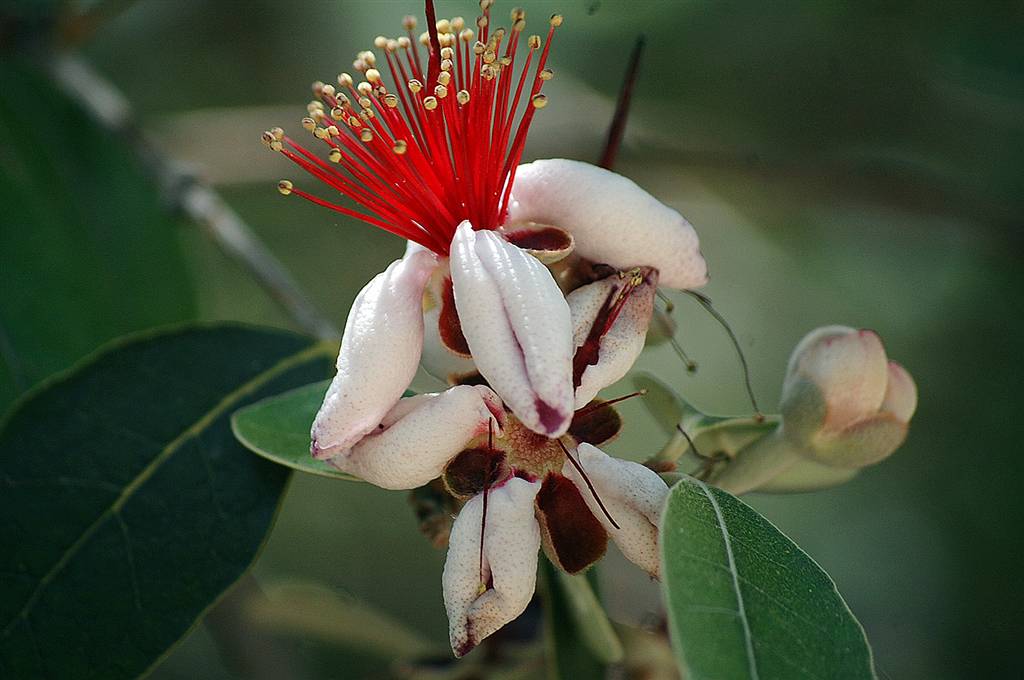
[264,1,709,443]
[265,0,709,657]
[711,325,917,495]
[780,325,917,467]
[440,405,669,657]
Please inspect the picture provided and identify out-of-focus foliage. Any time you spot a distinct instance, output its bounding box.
[0,58,195,413]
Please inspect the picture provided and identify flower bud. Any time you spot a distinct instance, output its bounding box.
[780,326,916,468]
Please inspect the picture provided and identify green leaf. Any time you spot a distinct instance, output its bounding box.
[0,325,333,680]
[540,559,608,679]
[231,379,359,481]
[0,58,195,413]
[660,478,876,680]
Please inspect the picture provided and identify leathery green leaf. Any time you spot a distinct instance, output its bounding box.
[660,478,875,680]
[0,325,333,680]
[231,379,360,481]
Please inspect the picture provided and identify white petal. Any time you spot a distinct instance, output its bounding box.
[311,250,439,457]
[449,221,574,437]
[568,272,657,408]
[443,477,541,656]
[880,361,917,423]
[508,159,708,290]
[784,326,888,433]
[329,385,502,490]
[562,443,669,578]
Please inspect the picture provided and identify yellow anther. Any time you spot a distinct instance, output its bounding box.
[473,41,485,55]
[384,93,399,108]
[480,0,495,9]
[393,139,408,155]
[307,100,324,113]
[499,56,512,67]
[277,180,293,196]
[423,96,438,110]
[512,18,526,32]
[359,128,373,142]
[365,68,381,83]
[452,16,465,31]
[359,50,377,67]
[540,68,554,81]
[511,7,525,21]
[457,89,470,105]
[260,130,274,147]
[460,29,475,43]
[483,50,496,64]
[357,81,373,95]
[348,115,361,127]
[436,19,451,34]
[441,58,454,72]
[419,31,430,46]
[528,35,541,49]
[477,16,488,29]
[408,79,423,93]
[438,71,452,86]
[402,15,417,30]
[386,39,399,52]
[441,46,455,60]
[311,80,325,95]
[398,36,411,49]
[337,73,353,88]
[374,36,388,49]
[313,126,328,139]
[361,108,375,120]
[358,96,372,109]
[327,125,340,137]
[301,117,317,131]
[328,148,342,163]
[435,84,448,99]
[549,14,563,27]
[331,106,345,120]
[270,127,284,140]
[531,93,548,109]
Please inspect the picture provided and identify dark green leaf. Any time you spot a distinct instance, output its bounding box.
[541,559,607,680]
[231,379,359,481]
[661,478,875,680]
[0,58,195,413]
[0,325,333,680]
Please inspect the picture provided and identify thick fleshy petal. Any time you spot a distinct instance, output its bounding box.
[783,326,889,435]
[443,477,542,657]
[311,250,438,457]
[421,269,478,383]
[328,385,503,489]
[568,271,657,408]
[880,361,917,423]
[507,159,708,290]
[449,221,574,437]
[562,443,669,578]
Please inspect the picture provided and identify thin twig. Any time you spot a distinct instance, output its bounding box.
[49,54,339,340]
[599,34,645,170]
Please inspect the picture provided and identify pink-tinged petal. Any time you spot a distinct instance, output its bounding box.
[783,326,889,434]
[562,443,669,578]
[443,477,541,657]
[449,221,574,437]
[311,250,439,458]
[507,159,708,290]
[880,361,917,423]
[568,271,657,408]
[329,385,503,490]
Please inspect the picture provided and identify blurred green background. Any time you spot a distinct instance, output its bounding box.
[3,0,1023,678]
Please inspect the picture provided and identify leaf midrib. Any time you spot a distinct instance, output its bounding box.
[694,478,760,680]
[0,340,332,638]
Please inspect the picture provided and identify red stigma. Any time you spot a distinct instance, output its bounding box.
[266,1,562,256]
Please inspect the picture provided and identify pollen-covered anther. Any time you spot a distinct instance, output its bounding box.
[528,35,541,49]
[531,94,548,109]
[360,128,374,142]
[393,140,408,155]
[374,35,388,49]
[435,85,449,99]
[357,81,373,96]
[365,68,382,84]
[398,36,411,49]
[402,14,416,30]
[328,148,342,163]
[457,90,470,105]
[540,68,554,81]
[460,29,474,43]
[383,93,399,108]
[451,16,465,31]
[277,179,293,196]
[438,71,452,87]
[424,96,439,110]
[408,79,423,93]
[550,13,564,27]
[311,80,325,96]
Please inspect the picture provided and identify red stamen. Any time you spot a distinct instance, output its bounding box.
[265,2,561,256]
[574,389,648,417]
[557,439,620,530]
